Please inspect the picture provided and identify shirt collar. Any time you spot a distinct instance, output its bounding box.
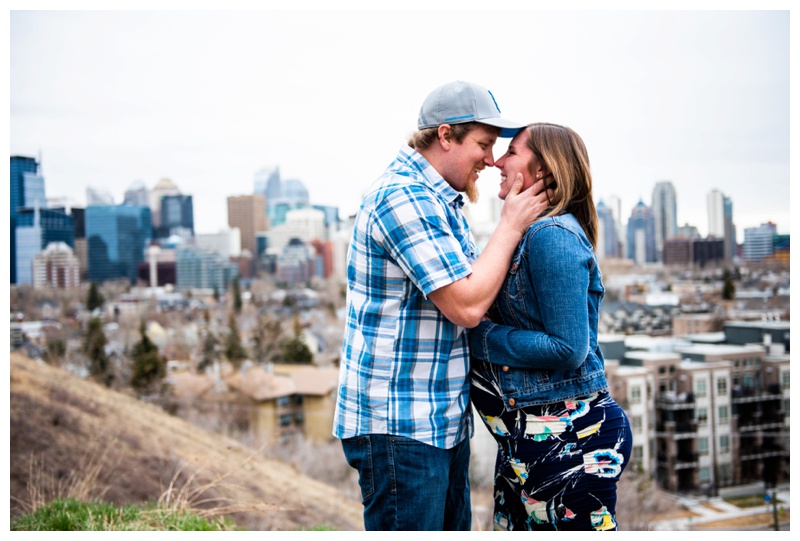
[399,145,463,208]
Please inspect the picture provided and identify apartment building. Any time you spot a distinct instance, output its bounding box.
[601,327,789,494]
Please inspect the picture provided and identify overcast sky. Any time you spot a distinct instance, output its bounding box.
[8,4,793,241]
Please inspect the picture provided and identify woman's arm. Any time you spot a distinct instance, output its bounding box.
[469,224,591,371]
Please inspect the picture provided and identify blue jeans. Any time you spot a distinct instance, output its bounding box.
[341,434,472,531]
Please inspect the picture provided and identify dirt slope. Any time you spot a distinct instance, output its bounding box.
[9,353,364,530]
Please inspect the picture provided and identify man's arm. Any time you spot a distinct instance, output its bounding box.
[428,174,548,328]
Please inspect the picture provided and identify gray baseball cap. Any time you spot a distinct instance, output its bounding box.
[417,80,525,138]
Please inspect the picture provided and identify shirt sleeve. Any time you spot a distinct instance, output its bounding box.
[372,184,472,297]
[469,224,591,370]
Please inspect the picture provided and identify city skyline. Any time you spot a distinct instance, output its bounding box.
[10,156,783,246]
[9,7,792,240]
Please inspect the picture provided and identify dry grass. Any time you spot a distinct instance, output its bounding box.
[700,500,723,512]
[9,353,364,530]
[693,510,790,530]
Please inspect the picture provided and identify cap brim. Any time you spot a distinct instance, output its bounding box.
[477,117,527,138]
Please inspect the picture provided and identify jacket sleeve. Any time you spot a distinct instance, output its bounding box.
[469,225,591,371]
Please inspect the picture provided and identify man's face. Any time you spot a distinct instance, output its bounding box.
[442,124,498,203]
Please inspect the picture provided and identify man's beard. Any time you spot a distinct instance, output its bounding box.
[465,180,479,204]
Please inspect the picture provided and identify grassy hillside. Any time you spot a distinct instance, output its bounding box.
[9,353,364,530]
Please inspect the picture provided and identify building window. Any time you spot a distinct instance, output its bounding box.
[630,385,642,404]
[277,396,291,407]
[632,416,643,433]
[659,366,666,374]
[695,378,707,397]
[782,371,790,390]
[717,377,728,395]
[698,437,709,455]
[719,434,730,453]
[633,445,644,463]
[719,463,733,484]
[696,408,708,424]
[718,405,729,424]
[699,466,711,482]
[279,414,292,427]
[743,374,755,388]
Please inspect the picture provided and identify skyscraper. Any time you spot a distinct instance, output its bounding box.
[149,178,180,227]
[227,194,267,256]
[652,180,677,262]
[254,166,281,201]
[10,155,46,284]
[14,205,75,285]
[86,204,152,283]
[254,167,311,228]
[175,245,238,292]
[156,194,194,241]
[595,199,619,259]
[33,242,81,289]
[606,195,626,259]
[86,186,115,206]
[707,189,736,262]
[123,180,150,207]
[627,200,656,264]
[743,222,777,261]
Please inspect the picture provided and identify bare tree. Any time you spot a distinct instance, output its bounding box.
[615,469,680,530]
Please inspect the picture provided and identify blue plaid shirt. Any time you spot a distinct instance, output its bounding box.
[333,145,477,449]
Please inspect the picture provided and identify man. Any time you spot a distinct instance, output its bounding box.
[333,81,549,530]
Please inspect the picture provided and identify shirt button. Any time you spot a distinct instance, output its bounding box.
[508,398,516,407]
[502,366,510,372]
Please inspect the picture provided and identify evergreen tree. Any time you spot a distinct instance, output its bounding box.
[198,330,219,373]
[225,313,248,369]
[282,315,313,365]
[130,321,167,391]
[722,270,736,301]
[231,277,242,314]
[83,317,110,385]
[86,282,105,312]
[44,339,66,366]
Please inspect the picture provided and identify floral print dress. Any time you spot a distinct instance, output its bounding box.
[471,358,633,531]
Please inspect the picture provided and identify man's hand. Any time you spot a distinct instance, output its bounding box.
[500,173,550,234]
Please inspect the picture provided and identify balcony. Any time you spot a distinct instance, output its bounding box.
[656,392,695,410]
[655,420,698,439]
[732,387,783,404]
[675,452,699,470]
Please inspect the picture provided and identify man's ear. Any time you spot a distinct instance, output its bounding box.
[437,124,453,150]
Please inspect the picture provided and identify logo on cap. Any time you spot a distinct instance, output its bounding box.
[487,90,501,113]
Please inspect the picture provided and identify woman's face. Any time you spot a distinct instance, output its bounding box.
[494,129,544,200]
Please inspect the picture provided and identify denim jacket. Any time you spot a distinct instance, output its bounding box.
[469,213,608,409]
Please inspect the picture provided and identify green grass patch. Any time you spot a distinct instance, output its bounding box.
[723,494,771,509]
[11,498,239,531]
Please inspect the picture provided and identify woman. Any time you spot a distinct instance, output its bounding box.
[469,123,632,531]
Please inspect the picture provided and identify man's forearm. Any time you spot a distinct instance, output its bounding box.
[428,219,523,328]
